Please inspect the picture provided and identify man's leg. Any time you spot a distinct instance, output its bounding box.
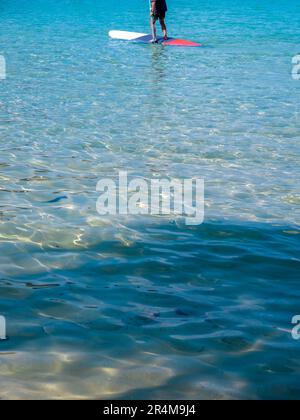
[151,16,158,42]
[159,18,168,39]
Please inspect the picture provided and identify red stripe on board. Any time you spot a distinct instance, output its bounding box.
[162,39,202,47]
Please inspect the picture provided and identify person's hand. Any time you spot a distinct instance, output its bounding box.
[150,10,154,17]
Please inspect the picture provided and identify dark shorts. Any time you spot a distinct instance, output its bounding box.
[153,11,166,20]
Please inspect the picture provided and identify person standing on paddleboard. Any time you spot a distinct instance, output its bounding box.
[150,0,168,42]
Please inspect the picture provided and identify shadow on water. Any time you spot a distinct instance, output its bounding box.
[0,219,299,399]
[150,45,168,82]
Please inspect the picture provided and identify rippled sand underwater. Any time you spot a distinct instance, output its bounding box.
[1,221,300,400]
[0,0,300,399]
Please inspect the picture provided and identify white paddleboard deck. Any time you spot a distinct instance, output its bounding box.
[109,31,202,47]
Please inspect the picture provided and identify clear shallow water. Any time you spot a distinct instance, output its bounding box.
[0,0,300,399]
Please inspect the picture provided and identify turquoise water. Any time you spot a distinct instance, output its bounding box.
[0,0,300,399]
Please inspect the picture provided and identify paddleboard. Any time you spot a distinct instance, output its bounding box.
[109,31,202,47]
